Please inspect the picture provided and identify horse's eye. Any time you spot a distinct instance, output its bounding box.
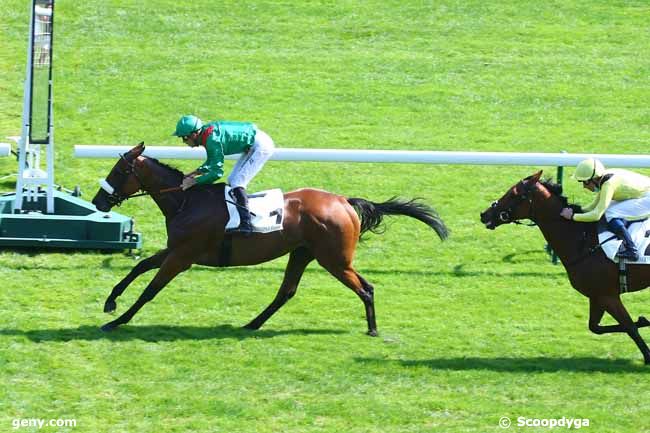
[491,201,498,208]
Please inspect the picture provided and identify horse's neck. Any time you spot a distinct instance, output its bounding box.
[533,208,594,266]
[141,161,184,218]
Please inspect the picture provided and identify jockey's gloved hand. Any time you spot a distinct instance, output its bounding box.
[560,207,574,220]
[181,177,197,191]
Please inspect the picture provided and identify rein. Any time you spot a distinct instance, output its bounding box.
[491,179,621,268]
[103,154,182,206]
[502,192,611,267]
[512,219,537,227]
[126,186,182,200]
[492,192,538,227]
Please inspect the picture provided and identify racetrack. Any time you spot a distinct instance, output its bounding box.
[1,1,649,432]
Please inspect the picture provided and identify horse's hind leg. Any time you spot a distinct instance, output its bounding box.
[355,272,377,336]
[318,259,377,336]
[599,295,650,364]
[104,249,170,313]
[308,212,378,335]
[244,247,314,330]
[588,297,650,334]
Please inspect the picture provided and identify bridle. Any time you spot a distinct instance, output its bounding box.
[100,154,152,207]
[491,181,609,267]
[490,183,537,227]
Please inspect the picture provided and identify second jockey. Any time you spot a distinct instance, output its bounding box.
[560,158,650,261]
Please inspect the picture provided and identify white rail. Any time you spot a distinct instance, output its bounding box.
[75,145,650,167]
[0,143,11,157]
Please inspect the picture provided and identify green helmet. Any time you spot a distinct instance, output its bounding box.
[172,115,203,136]
[573,158,605,181]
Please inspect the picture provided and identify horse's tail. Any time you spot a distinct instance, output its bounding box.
[347,197,449,240]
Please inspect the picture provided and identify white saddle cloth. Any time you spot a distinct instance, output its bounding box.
[599,219,650,264]
[224,186,284,234]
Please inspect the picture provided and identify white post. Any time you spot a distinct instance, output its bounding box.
[14,0,55,213]
[46,96,54,212]
[0,143,12,157]
[13,3,35,212]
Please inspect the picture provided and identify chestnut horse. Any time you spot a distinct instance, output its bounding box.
[92,143,449,335]
[480,170,650,364]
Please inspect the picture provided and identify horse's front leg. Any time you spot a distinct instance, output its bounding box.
[104,249,170,313]
[101,251,192,332]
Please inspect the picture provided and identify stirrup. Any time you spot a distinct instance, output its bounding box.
[617,247,639,261]
[237,219,253,236]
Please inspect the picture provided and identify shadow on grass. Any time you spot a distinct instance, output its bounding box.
[0,246,137,258]
[0,324,345,342]
[0,180,16,189]
[0,246,562,280]
[355,356,649,373]
[0,260,565,279]
[501,249,550,264]
[449,263,563,278]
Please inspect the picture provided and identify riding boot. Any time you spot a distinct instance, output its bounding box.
[608,218,639,260]
[231,186,253,236]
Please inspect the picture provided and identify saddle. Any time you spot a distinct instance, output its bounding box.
[598,219,650,264]
[224,186,284,234]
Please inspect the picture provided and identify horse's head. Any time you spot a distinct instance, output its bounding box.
[92,142,147,212]
[480,170,545,230]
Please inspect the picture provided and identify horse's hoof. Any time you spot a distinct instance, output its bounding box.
[100,322,118,332]
[638,316,650,327]
[367,329,378,337]
[243,322,260,330]
[103,299,117,314]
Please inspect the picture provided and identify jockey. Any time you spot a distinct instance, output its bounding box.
[560,158,650,260]
[173,114,275,235]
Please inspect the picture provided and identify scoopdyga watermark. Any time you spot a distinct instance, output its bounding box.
[499,416,590,429]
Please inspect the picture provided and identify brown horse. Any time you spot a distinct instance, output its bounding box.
[480,170,650,364]
[92,143,449,335]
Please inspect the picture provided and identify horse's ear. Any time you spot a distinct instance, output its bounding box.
[530,170,543,183]
[131,142,145,157]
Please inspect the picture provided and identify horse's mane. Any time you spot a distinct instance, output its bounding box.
[539,179,582,213]
[146,156,185,180]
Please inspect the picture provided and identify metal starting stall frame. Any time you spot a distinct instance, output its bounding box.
[0,0,141,250]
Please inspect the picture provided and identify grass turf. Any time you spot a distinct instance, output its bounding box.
[0,1,649,432]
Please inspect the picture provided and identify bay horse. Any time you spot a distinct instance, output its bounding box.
[92,143,449,336]
[480,170,650,364]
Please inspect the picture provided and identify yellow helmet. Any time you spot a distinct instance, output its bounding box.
[573,158,605,181]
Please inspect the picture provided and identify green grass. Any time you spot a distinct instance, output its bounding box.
[1,1,650,432]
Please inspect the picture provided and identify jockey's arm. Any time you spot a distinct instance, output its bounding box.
[581,194,599,213]
[572,179,617,222]
[194,138,225,185]
[195,163,224,185]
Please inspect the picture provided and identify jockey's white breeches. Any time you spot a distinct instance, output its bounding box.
[227,129,275,189]
[605,192,650,222]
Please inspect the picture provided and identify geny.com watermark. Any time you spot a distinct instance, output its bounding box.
[12,418,77,430]
[499,416,590,429]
